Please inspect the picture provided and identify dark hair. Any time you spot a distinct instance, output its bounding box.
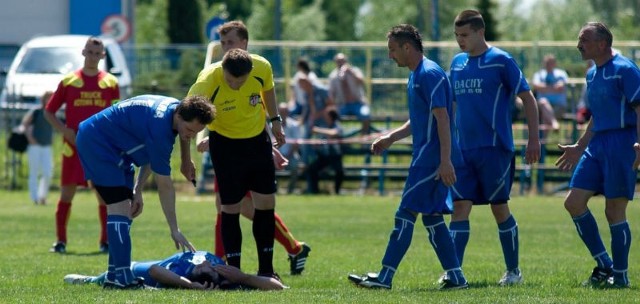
[297,57,311,74]
[583,22,613,47]
[222,48,253,77]
[177,95,215,125]
[387,24,424,54]
[187,270,222,288]
[454,10,485,31]
[218,20,249,41]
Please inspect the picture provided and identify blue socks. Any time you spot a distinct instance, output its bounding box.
[498,215,519,271]
[106,215,134,285]
[572,210,613,269]
[449,220,470,266]
[423,215,466,285]
[379,208,416,285]
[610,221,631,285]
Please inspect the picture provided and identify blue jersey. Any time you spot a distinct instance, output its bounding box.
[408,57,462,168]
[131,251,225,288]
[449,47,530,152]
[78,95,178,176]
[586,54,640,132]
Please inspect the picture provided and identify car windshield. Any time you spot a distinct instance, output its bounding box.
[15,47,84,74]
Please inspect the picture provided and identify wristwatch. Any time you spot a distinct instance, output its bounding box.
[269,115,283,123]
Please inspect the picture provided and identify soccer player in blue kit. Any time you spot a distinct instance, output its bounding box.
[63,250,285,290]
[556,22,640,288]
[75,95,215,289]
[348,24,468,290]
[447,10,541,286]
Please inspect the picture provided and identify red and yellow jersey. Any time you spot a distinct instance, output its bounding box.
[187,54,274,139]
[45,69,120,131]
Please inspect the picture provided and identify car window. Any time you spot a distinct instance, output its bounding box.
[16,47,83,74]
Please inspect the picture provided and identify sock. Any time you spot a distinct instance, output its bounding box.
[99,204,108,244]
[274,212,301,255]
[379,208,416,285]
[106,215,134,284]
[423,215,466,285]
[498,215,519,271]
[449,220,470,266]
[214,213,225,258]
[572,210,613,269]
[253,209,275,275]
[55,200,72,243]
[610,221,631,285]
[220,212,242,269]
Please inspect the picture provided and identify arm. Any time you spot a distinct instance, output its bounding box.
[148,265,213,290]
[371,120,411,155]
[432,107,455,187]
[21,111,36,145]
[155,174,195,252]
[517,90,541,164]
[311,125,340,138]
[633,105,640,170]
[43,110,76,145]
[131,164,153,218]
[213,265,285,290]
[179,138,196,183]
[263,88,286,147]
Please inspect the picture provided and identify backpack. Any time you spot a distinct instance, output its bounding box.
[7,126,28,153]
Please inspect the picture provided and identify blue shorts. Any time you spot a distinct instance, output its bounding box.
[570,128,637,200]
[76,128,135,189]
[399,166,453,215]
[452,147,515,204]
[339,102,370,121]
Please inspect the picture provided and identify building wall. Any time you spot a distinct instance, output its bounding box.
[0,0,69,45]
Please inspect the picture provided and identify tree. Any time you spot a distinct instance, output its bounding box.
[322,0,359,41]
[477,0,499,41]
[167,0,203,43]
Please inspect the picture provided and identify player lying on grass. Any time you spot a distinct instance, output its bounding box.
[63,250,286,290]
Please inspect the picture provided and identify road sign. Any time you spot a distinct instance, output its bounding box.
[206,16,226,41]
[101,15,131,43]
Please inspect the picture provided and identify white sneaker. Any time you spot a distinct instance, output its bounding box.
[498,269,523,286]
[437,271,448,284]
[64,274,92,285]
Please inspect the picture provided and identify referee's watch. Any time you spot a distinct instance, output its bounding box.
[269,115,283,123]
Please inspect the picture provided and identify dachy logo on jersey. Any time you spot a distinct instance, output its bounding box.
[249,93,261,107]
[454,78,483,95]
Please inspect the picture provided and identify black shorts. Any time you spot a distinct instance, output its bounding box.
[209,130,276,204]
[94,185,133,205]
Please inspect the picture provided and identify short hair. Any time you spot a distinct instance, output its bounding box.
[454,10,485,31]
[187,270,222,288]
[86,36,104,48]
[222,48,253,78]
[297,57,311,74]
[218,20,249,41]
[387,24,424,54]
[177,95,215,125]
[582,22,613,47]
[543,54,556,64]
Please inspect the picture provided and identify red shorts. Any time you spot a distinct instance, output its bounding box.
[60,139,88,187]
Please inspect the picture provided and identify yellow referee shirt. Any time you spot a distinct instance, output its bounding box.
[188,54,275,139]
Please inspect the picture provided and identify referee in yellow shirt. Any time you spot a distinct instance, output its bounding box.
[188,48,285,279]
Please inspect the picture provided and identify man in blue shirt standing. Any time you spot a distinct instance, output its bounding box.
[448,10,541,286]
[348,24,468,290]
[556,22,640,288]
[76,94,215,289]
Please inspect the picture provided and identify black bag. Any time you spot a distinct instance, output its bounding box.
[8,128,28,153]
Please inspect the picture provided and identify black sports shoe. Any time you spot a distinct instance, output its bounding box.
[103,277,145,290]
[582,267,613,288]
[347,273,391,289]
[439,279,469,290]
[99,242,109,254]
[289,243,311,275]
[49,241,66,254]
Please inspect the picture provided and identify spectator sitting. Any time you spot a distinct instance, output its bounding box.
[532,54,569,133]
[305,107,344,195]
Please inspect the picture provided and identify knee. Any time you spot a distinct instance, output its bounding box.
[451,200,472,221]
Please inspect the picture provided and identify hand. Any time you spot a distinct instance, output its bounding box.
[190,281,217,290]
[555,143,585,171]
[524,138,541,164]
[435,161,456,187]
[197,137,209,153]
[130,191,144,218]
[271,122,286,148]
[371,134,393,155]
[180,160,196,182]
[272,147,289,169]
[62,127,76,146]
[633,143,640,170]
[170,229,196,252]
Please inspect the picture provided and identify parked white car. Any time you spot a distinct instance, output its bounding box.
[0,35,131,110]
